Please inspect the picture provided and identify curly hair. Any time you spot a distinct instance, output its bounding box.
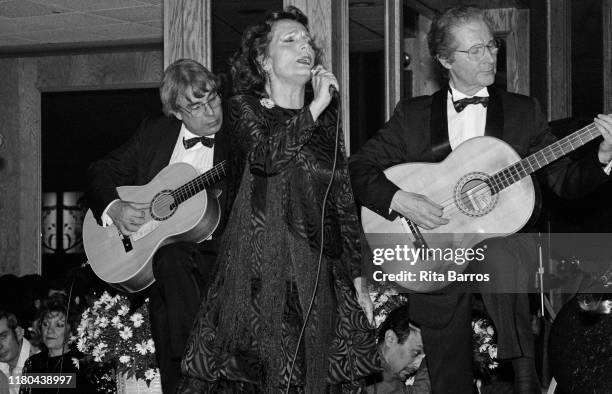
[230,6,323,97]
[427,5,494,63]
[37,293,81,336]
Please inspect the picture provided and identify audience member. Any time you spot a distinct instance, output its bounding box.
[0,310,40,394]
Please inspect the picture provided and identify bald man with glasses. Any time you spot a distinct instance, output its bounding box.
[350,5,612,394]
[87,59,238,393]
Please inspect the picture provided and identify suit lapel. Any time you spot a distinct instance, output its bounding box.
[148,117,181,180]
[430,86,452,161]
[485,87,504,139]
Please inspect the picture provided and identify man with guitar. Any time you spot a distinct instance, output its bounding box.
[350,5,612,394]
[86,59,234,393]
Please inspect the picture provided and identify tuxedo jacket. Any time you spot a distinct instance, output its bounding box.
[349,85,610,327]
[86,115,235,243]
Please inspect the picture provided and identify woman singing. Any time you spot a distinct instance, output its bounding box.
[179,6,378,393]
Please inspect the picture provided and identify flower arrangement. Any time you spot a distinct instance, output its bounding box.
[472,313,499,381]
[73,292,158,388]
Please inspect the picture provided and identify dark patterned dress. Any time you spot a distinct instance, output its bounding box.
[179,95,379,393]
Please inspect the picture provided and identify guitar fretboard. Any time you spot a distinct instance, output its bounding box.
[171,160,227,204]
[489,123,601,194]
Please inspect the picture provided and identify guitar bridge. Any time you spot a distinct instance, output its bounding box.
[120,234,133,252]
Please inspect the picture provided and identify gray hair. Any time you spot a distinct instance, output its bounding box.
[427,5,494,63]
[160,59,220,116]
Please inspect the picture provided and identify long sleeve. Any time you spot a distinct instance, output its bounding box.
[334,128,364,281]
[349,101,412,218]
[85,118,146,223]
[226,95,320,176]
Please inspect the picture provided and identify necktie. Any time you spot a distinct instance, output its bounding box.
[183,136,215,149]
[453,96,489,113]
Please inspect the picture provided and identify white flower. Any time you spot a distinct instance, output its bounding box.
[146,339,155,353]
[479,344,488,353]
[260,98,275,109]
[486,326,494,336]
[119,355,131,364]
[71,357,80,370]
[76,338,87,352]
[118,305,130,316]
[144,369,157,381]
[487,345,497,359]
[130,313,144,328]
[100,291,112,303]
[98,317,109,328]
[111,316,123,329]
[488,361,499,369]
[135,342,148,355]
[92,343,107,362]
[119,326,133,340]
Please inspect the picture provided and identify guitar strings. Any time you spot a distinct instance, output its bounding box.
[430,123,600,216]
[146,161,227,218]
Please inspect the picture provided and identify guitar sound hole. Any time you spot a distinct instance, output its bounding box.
[454,172,497,217]
[150,190,177,220]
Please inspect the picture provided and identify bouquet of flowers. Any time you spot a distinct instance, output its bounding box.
[73,291,158,387]
[471,313,499,382]
[369,280,409,328]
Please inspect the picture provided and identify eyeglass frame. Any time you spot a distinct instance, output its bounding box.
[454,39,501,60]
[177,91,221,115]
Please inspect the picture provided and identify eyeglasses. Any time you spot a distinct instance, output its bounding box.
[454,39,500,60]
[178,92,221,115]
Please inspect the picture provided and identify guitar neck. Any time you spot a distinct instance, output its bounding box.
[490,123,601,193]
[172,160,227,204]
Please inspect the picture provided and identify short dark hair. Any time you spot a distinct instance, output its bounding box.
[229,6,323,97]
[160,58,220,116]
[377,304,417,344]
[0,310,19,333]
[427,5,494,62]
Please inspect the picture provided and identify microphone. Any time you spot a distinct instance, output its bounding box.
[329,85,340,101]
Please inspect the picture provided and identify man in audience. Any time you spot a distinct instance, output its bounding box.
[0,310,39,394]
[367,304,429,393]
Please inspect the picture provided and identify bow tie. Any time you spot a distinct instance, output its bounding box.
[183,136,215,149]
[453,96,489,113]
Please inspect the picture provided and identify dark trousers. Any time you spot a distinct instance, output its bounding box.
[472,233,538,359]
[149,241,217,394]
[410,286,474,394]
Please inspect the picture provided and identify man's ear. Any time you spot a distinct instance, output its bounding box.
[172,111,184,121]
[437,55,453,70]
[384,329,399,346]
[15,326,24,341]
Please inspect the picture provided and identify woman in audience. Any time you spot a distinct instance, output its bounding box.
[19,294,95,394]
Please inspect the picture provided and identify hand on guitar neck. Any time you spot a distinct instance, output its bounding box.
[107,200,150,235]
[390,190,449,230]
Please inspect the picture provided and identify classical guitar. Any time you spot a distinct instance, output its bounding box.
[362,123,603,292]
[83,160,227,293]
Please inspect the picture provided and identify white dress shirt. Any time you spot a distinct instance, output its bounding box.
[101,123,215,224]
[0,338,37,394]
[447,85,489,150]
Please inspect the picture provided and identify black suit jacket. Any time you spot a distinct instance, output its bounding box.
[349,85,610,327]
[86,115,233,244]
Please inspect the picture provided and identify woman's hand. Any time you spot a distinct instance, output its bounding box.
[353,277,374,326]
[309,65,338,121]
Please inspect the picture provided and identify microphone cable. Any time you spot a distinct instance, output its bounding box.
[285,104,341,394]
